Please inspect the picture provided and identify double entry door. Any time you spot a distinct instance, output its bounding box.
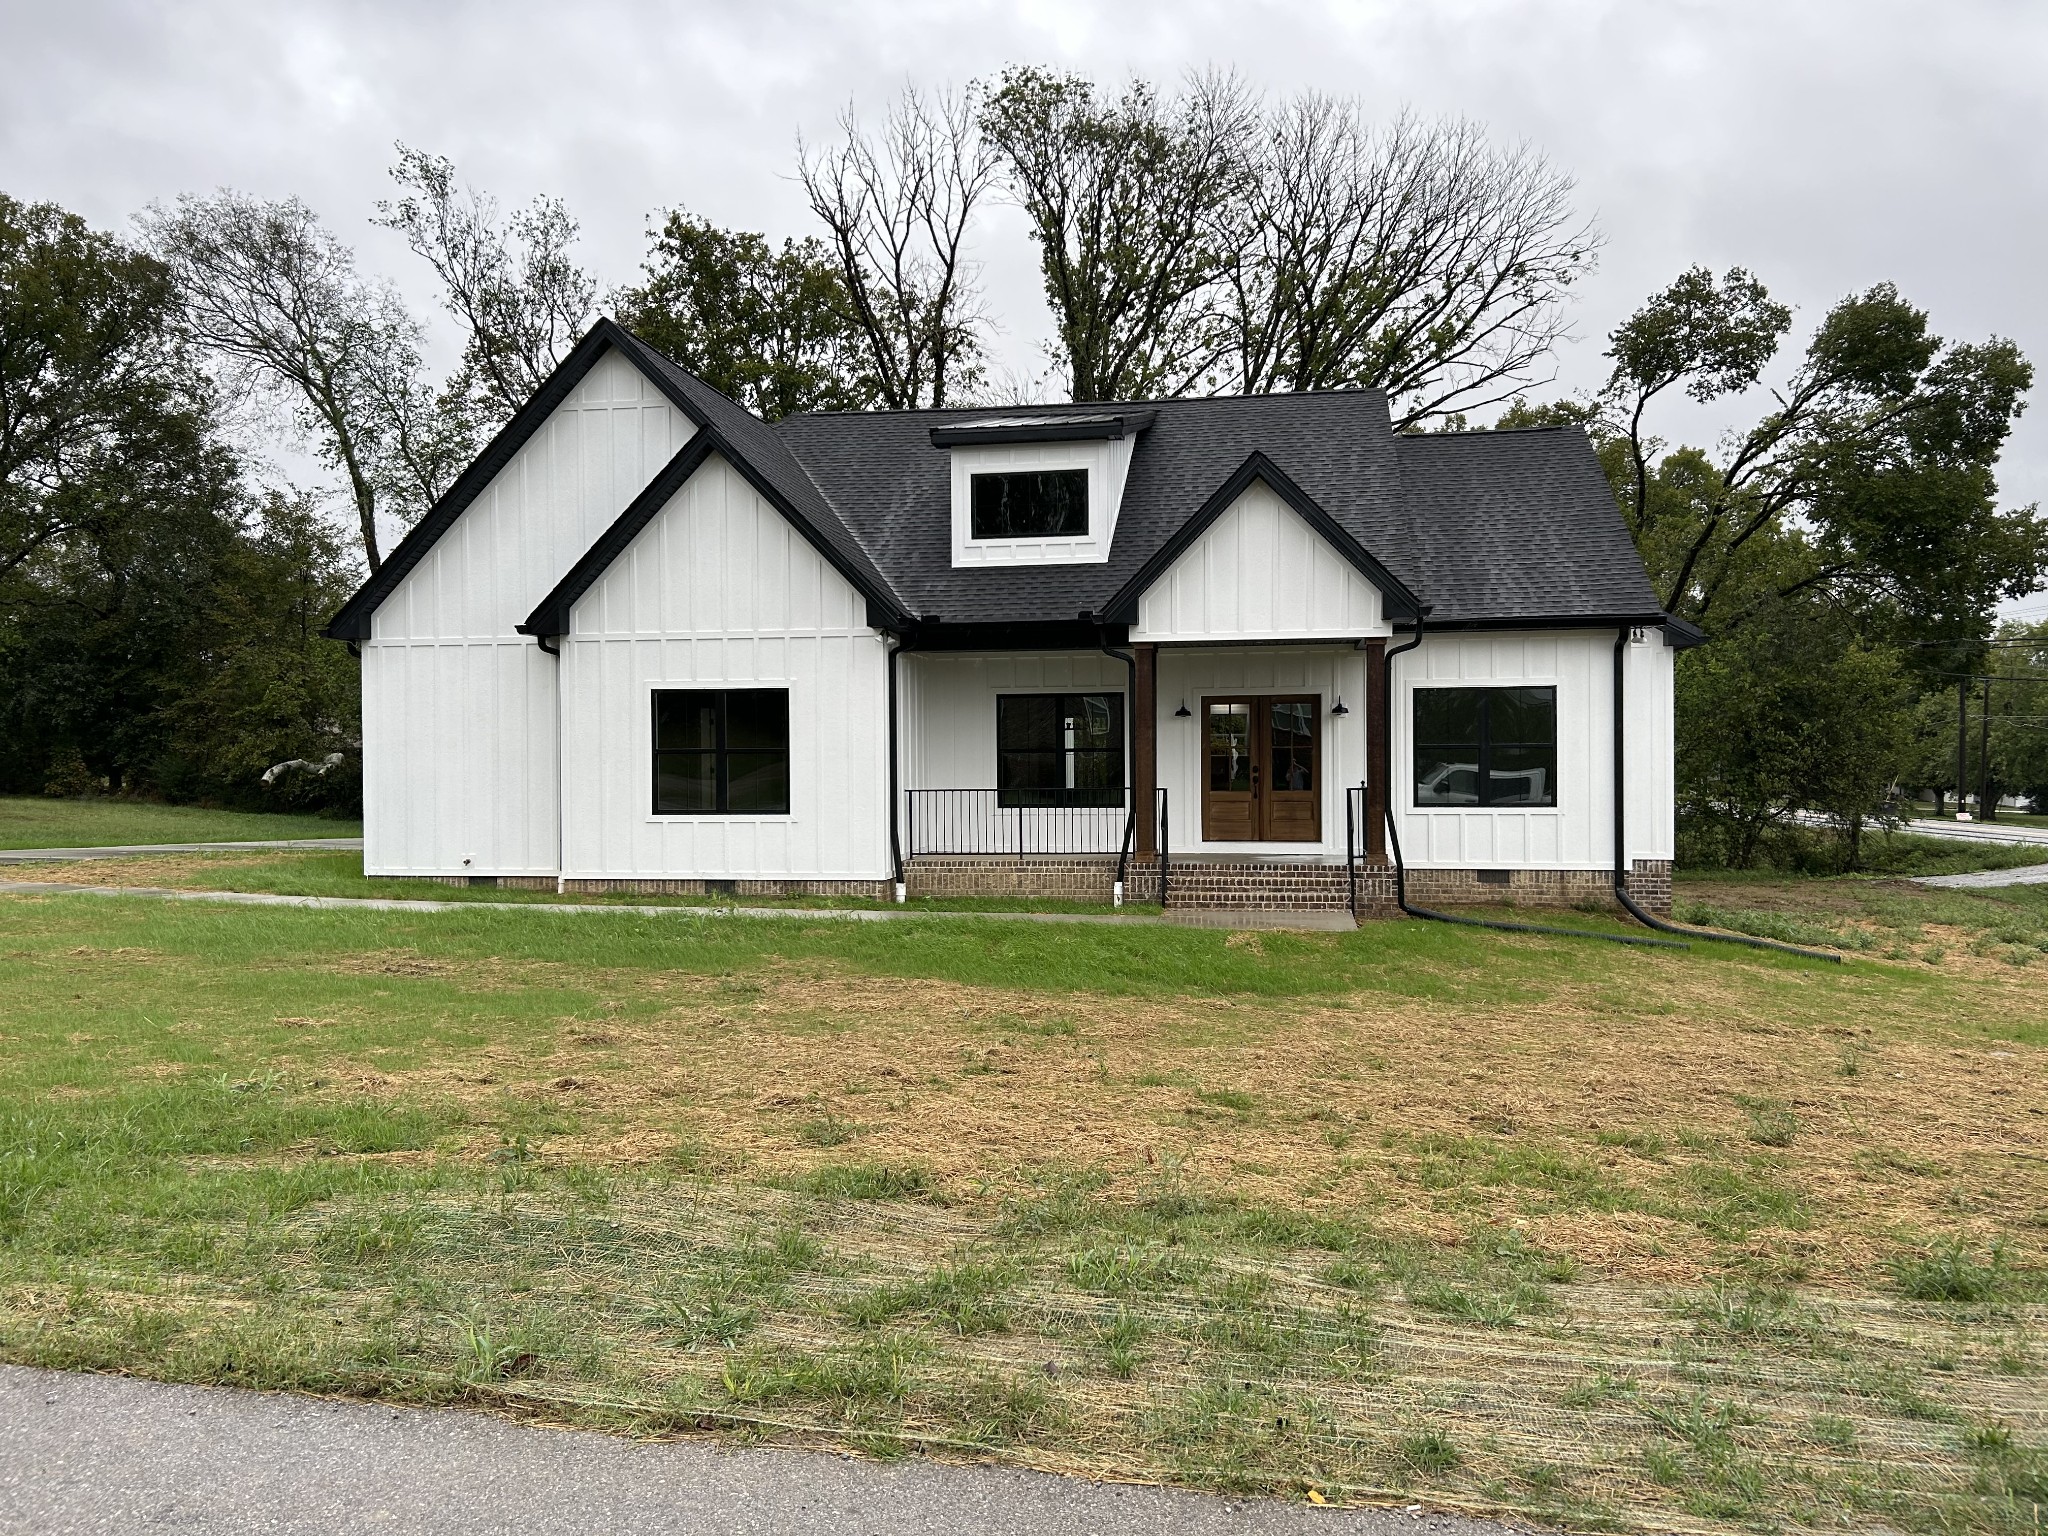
[1201,695,1321,842]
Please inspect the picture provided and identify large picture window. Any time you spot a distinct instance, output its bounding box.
[970,469,1089,540]
[997,692,1124,807]
[1413,686,1556,807]
[652,689,790,815]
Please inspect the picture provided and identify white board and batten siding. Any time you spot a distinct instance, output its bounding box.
[558,453,891,881]
[1131,482,1392,643]
[361,347,693,876]
[1389,629,1675,870]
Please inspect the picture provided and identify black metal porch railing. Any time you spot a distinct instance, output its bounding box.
[905,788,1170,901]
[1345,783,1368,916]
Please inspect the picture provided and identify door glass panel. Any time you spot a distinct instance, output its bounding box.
[1269,701,1315,791]
[1208,704,1251,792]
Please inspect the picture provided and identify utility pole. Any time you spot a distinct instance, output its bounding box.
[1980,674,1995,822]
[1957,677,1970,819]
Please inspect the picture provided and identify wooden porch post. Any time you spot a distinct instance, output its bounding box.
[1134,643,1158,856]
[1364,638,1387,859]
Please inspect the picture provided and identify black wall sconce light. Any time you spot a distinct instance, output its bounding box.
[1173,699,1192,717]
[1330,696,1350,716]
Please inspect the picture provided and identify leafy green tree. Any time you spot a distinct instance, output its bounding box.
[161,490,361,811]
[1601,268,2044,646]
[980,67,1257,401]
[615,212,875,419]
[1675,603,1910,868]
[0,195,188,585]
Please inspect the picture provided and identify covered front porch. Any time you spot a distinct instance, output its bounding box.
[896,639,1396,913]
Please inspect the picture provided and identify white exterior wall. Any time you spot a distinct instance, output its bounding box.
[1154,646,1375,860]
[559,454,890,880]
[1624,631,1677,863]
[1132,483,1392,643]
[362,348,693,875]
[1389,628,1673,870]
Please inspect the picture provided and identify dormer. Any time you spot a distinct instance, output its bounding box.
[931,411,1153,568]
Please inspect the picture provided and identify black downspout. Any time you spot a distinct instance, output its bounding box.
[1607,627,1842,963]
[1100,636,1138,897]
[888,635,906,896]
[1381,611,1686,949]
[536,633,559,656]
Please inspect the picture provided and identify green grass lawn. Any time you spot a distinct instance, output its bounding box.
[0,795,360,849]
[1,877,2043,1532]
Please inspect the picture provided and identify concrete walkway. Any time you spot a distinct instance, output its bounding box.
[0,837,363,863]
[0,1365,1517,1536]
[1897,816,2048,848]
[0,878,1368,932]
[1915,862,2048,889]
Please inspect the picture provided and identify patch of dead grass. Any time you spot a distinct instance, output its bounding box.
[287,958,2048,1292]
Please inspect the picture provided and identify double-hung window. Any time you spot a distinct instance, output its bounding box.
[1413,686,1557,807]
[997,693,1124,807]
[652,689,790,815]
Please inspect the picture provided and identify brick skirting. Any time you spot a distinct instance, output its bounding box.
[561,876,895,899]
[905,856,1138,903]
[399,855,1676,918]
[1366,859,1674,917]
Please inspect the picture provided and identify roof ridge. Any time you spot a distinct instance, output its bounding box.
[780,384,1395,423]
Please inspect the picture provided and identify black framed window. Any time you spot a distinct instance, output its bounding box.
[997,693,1124,807]
[970,469,1089,539]
[1413,686,1556,807]
[653,689,790,815]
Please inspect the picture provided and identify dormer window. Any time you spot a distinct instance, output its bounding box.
[933,411,1153,569]
[971,469,1089,540]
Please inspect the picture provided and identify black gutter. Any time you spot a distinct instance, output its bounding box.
[1605,628,1842,963]
[1379,613,1689,950]
[1099,635,1139,895]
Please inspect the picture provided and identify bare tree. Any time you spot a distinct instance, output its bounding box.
[376,145,597,423]
[981,67,1258,403]
[141,191,452,572]
[799,86,996,409]
[1221,102,1600,427]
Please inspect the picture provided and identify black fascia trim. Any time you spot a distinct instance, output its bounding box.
[928,411,1155,447]
[1661,615,1708,650]
[1100,451,1423,625]
[904,619,1129,652]
[518,436,719,639]
[325,321,628,640]
[1415,613,1673,633]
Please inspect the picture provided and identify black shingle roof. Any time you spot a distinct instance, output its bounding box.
[337,320,1665,643]
[775,393,1661,627]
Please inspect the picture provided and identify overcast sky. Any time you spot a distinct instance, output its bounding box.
[7,0,2045,611]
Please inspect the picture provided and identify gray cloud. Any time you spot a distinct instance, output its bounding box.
[7,0,2044,606]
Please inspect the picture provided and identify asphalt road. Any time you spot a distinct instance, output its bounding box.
[0,1367,1526,1536]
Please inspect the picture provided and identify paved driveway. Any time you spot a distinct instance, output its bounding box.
[1,1367,1522,1536]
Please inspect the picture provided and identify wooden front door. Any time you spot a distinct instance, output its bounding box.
[1201,696,1322,842]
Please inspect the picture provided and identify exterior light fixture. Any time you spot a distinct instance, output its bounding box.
[1174,699,1192,717]
[1330,696,1349,716]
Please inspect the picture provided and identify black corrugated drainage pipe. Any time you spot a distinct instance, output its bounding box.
[1607,626,1842,964]
[1379,613,1688,950]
